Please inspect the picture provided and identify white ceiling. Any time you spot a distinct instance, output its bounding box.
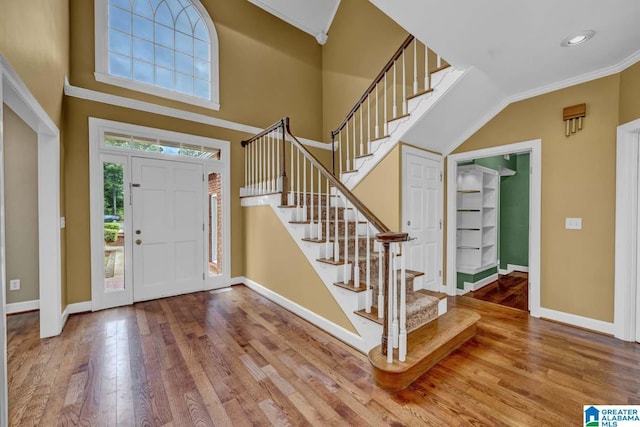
[247,0,340,44]
[370,0,640,99]
[254,0,640,152]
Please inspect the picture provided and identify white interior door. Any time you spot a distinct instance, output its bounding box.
[132,157,204,301]
[402,146,443,291]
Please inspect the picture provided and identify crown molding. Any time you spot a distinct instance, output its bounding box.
[63,79,331,150]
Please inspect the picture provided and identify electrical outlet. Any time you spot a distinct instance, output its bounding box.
[9,279,20,291]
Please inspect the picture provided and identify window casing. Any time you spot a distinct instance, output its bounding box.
[95,0,220,110]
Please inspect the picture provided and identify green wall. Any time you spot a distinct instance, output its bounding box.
[456,152,529,288]
[457,267,497,290]
[499,153,530,269]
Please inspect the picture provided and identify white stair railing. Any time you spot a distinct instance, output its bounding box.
[330,35,446,180]
[241,118,409,363]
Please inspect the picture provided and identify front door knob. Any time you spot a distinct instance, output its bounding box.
[136,239,142,245]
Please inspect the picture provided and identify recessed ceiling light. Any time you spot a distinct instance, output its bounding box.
[561,30,596,47]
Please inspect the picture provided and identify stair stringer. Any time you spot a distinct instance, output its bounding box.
[340,66,467,190]
[241,194,382,354]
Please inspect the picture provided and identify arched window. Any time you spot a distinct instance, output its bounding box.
[95,0,220,110]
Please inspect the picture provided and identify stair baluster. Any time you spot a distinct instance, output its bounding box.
[329,35,449,180]
[241,118,411,365]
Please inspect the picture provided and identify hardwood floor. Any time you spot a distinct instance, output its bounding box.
[468,272,529,311]
[7,285,640,426]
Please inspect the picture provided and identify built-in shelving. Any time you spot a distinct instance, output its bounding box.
[456,164,499,275]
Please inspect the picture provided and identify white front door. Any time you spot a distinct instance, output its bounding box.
[132,157,204,301]
[402,146,443,291]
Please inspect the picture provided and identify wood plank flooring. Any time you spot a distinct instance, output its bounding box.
[8,285,640,426]
[468,272,529,311]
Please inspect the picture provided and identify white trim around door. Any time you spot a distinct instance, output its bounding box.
[1,55,63,342]
[614,118,640,342]
[446,139,542,318]
[89,118,231,310]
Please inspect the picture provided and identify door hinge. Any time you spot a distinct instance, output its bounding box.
[203,223,205,231]
[203,272,205,280]
[439,219,442,230]
[439,269,442,277]
[203,173,205,182]
[440,171,443,182]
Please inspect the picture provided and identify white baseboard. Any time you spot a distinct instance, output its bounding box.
[508,264,529,273]
[230,276,245,286]
[242,277,368,352]
[6,299,39,314]
[61,301,92,330]
[537,307,614,336]
[456,288,469,296]
[464,273,498,293]
[498,268,511,275]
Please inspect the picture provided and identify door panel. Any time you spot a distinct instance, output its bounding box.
[403,148,443,291]
[132,157,204,301]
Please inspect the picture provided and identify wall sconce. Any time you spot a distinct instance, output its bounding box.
[563,103,586,137]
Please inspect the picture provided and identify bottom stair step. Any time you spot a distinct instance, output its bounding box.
[368,308,480,391]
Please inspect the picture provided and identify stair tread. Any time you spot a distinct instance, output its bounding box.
[342,169,359,174]
[407,87,434,101]
[333,280,368,293]
[355,153,374,159]
[432,63,451,74]
[301,238,326,243]
[370,134,391,143]
[388,113,410,122]
[355,307,382,324]
[416,289,447,300]
[368,308,479,391]
[316,257,346,266]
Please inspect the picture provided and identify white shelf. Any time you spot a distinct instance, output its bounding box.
[456,164,499,275]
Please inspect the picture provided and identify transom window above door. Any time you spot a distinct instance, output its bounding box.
[95,0,220,110]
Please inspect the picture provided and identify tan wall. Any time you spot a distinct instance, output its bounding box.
[352,145,401,231]
[244,205,356,333]
[3,106,40,304]
[64,96,248,303]
[321,0,408,140]
[619,61,640,125]
[0,0,69,128]
[453,75,620,322]
[68,0,323,140]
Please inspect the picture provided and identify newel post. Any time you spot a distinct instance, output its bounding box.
[280,119,289,206]
[376,231,408,356]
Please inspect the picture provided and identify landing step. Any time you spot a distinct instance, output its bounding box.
[333,280,368,293]
[368,308,480,391]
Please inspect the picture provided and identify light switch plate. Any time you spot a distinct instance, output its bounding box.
[9,279,20,291]
[565,217,582,230]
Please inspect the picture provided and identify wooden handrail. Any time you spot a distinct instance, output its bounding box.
[330,35,415,138]
[241,118,286,147]
[283,118,392,235]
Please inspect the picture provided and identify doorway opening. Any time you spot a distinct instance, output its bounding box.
[456,152,530,312]
[446,139,542,317]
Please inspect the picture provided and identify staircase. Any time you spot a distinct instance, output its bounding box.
[239,34,479,391]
